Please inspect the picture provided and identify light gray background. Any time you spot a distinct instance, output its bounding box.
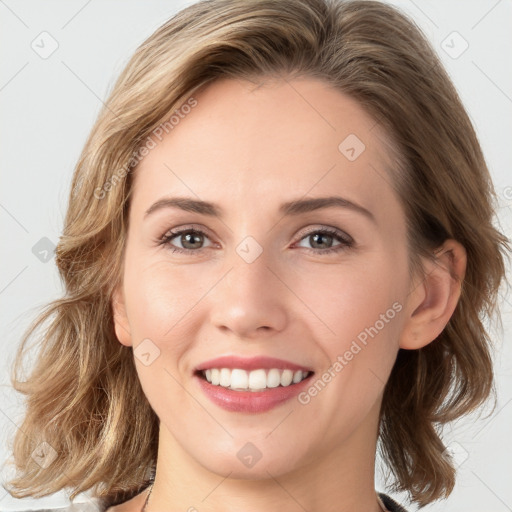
[1,1,511,511]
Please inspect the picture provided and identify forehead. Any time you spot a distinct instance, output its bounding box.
[130,77,401,224]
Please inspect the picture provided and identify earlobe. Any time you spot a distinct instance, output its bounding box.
[399,239,466,350]
[111,285,133,347]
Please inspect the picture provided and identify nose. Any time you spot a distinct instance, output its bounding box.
[209,246,288,339]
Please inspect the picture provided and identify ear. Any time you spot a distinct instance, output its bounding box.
[111,284,133,347]
[399,239,466,350]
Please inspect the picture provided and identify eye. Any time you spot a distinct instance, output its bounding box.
[294,227,354,255]
[158,227,213,254]
[158,225,354,256]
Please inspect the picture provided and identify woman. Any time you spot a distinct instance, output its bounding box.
[4,0,508,511]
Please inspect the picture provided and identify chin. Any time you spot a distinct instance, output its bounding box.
[197,453,302,480]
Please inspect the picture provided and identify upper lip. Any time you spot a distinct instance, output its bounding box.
[194,356,314,373]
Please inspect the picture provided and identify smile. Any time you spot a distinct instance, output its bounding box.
[200,367,312,391]
[194,369,314,413]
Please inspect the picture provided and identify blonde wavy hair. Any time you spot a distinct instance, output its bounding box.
[4,0,509,509]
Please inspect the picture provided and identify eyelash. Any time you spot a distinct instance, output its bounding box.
[157,225,354,256]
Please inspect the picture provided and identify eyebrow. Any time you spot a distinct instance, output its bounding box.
[144,195,375,222]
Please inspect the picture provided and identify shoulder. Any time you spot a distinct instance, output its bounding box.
[103,489,149,512]
[378,492,409,512]
[25,487,150,512]
[21,501,104,512]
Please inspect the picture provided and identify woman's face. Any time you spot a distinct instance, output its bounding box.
[113,77,414,478]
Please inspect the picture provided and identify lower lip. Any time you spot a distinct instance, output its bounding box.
[194,372,314,413]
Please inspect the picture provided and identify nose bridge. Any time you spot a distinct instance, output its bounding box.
[209,237,288,336]
[230,238,271,294]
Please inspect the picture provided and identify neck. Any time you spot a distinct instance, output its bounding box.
[144,399,384,512]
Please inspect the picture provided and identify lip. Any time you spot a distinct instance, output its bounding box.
[194,371,314,413]
[194,355,313,373]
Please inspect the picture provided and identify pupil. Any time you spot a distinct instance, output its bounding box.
[182,232,202,249]
[311,233,332,249]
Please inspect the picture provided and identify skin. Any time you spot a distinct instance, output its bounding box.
[110,77,466,512]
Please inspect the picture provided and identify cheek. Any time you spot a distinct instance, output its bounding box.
[120,256,214,406]
[295,261,405,439]
[123,252,210,339]
[291,253,405,342]
[122,258,204,412]
[291,253,406,414]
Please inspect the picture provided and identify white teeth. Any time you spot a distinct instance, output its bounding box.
[292,370,303,384]
[201,368,310,391]
[248,369,266,390]
[280,369,293,386]
[267,368,281,388]
[219,368,231,387]
[230,369,248,389]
